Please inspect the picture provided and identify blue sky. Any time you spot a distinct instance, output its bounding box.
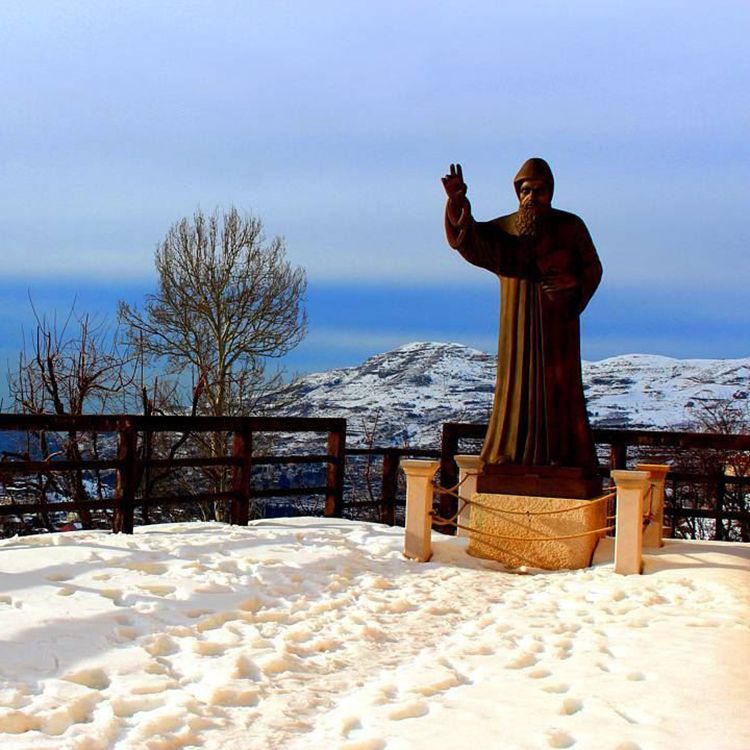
[1,1,748,388]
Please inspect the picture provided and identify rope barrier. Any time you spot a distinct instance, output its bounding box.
[461,491,614,517]
[429,474,618,542]
[642,485,655,530]
[430,499,469,527]
[433,476,615,516]
[433,472,471,497]
[433,484,468,502]
[435,516,615,542]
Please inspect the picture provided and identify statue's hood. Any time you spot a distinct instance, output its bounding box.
[513,158,554,199]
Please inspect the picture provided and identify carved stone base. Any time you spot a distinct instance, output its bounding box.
[467,492,608,570]
[477,464,603,499]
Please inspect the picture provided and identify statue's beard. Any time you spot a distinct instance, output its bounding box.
[516,202,547,238]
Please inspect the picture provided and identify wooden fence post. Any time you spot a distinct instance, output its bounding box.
[325,421,346,517]
[610,440,627,470]
[231,424,252,526]
[113,418,138,534]
[439,424,461,531]
[380,448,399,525]
[715,474,726,541]
[141,428,152,525]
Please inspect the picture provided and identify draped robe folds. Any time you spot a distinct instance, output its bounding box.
[445,201,602,472]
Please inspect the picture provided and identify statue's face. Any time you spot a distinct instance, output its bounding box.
[518,179,551,212]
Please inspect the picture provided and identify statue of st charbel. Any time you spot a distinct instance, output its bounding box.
[443,158,602,493]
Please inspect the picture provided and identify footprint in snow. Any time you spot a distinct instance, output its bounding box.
[545,727,576,748]
[372,684,398,705]
[185,608,215,619]
[528,668,552,679]
[63,668,111,690]
[559,697,583,715]
[460,641,495,656]
[145,634,180,656]
[124,561,168,574]
[46,572,72,582]
[506,652,538,669]
[114,625,139,642]
[387,700,429,721]
[341,739,386,750]
[138,584,176,597]
[543,683,570,694]
[98,588,126,606]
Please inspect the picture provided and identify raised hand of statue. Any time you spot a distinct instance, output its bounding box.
[442,163,467,203]
[442,163,468,225]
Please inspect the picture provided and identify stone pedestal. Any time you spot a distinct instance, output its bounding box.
[612,469,651,575]
[477,463,603,499]
[467,492,608,570]
[401,459,440,562]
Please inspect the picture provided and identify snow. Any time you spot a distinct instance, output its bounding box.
[1,519,748,749]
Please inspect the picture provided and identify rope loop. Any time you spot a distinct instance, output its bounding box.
[462,491,614,518]
[446,520,615,542]
[429,477,619,543]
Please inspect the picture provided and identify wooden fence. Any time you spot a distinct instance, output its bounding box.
[0,414,748,541]
[343,446,440,525]
[0,414,346,534]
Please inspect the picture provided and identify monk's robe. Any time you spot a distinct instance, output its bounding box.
[445,201,602,472]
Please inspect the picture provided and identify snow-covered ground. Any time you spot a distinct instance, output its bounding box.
[1,520,748,750]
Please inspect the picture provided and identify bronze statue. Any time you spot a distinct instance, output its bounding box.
[443,158,602,477]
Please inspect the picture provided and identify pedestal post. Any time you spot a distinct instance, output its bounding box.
[612,470,651,575]
[401,459,440,562]
[454,454,484,537]
[636,463,670,549]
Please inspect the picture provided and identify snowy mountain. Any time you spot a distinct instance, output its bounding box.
[583,353,750,429]
[279,342,750,447]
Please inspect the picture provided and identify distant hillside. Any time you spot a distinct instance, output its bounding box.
[278,342,750,448]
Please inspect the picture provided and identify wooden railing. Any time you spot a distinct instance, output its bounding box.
[344,446,440,524]
[1,414,747,541]
[0,414,346,534]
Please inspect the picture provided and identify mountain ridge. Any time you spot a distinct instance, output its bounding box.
[279,342,750,448]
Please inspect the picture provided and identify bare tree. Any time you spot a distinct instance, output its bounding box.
[119,207,306,417]
[667,394,750,541]
[7,303,135,528]
[12,305,133,416]
[118,207,307,519]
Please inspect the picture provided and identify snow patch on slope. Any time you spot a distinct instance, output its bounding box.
[280,342,750,446]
